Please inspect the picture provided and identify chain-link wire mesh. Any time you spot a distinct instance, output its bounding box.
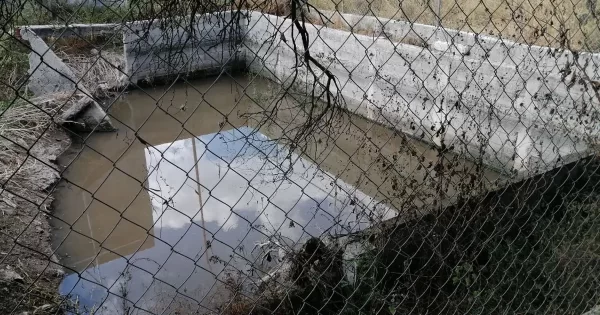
[1,0,599,314]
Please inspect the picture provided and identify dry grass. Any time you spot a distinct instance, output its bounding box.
[60,51,126,97]
[53,37,126,97]
[309,0,600,51]
[0,96,62,204]
[237,0,291,15]
[0,36,30,106]
[310,11,430,46]
[0,98,57,147]
[0,97,68,314]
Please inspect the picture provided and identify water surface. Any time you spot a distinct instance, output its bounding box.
[52,75,502,314]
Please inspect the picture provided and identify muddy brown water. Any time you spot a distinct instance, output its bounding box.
[52,75,504,314]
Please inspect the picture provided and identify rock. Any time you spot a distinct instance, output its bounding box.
[0,204,16,215]
[0,267,24,283]
[55,94,115,132]
[34,304,53,313]
[1,193,17,210]
[45,267,65,278]
[583,305,600,315]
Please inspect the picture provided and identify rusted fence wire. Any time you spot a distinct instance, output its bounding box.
[1,0,599,314]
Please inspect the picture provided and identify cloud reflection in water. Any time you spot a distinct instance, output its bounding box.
[59,127,393,314]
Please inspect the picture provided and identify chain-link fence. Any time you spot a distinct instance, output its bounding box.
[1,0,600,314]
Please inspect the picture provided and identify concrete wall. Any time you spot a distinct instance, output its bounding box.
[123,11,245,84]
[242,11,597,175]
[119,10,598,174]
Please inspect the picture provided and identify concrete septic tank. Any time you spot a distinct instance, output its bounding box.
[22,10,598,175]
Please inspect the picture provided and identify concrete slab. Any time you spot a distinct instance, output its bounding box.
[21,27,114,132]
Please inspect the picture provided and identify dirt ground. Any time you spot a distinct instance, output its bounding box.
[0,129,72,315]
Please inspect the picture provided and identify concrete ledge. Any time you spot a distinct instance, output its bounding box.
[309,10,600,80]
[16,23,121,39]
[44,0,126,9]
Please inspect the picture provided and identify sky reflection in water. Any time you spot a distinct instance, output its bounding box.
[58,126,393,314]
